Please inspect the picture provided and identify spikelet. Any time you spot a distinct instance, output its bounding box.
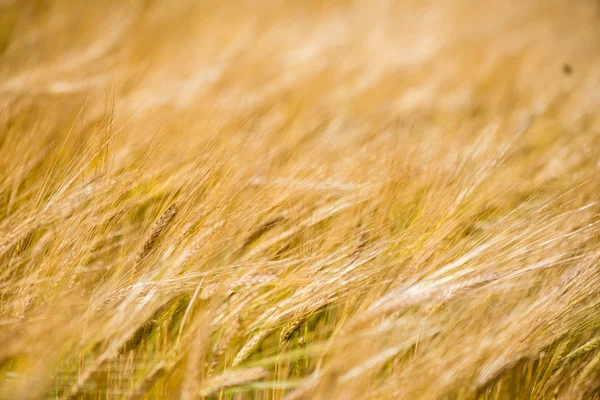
[280,319,303,343]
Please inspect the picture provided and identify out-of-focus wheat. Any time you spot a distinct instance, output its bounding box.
[1,0,600,399]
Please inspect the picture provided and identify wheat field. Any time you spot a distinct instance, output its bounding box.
[1,0,600,398]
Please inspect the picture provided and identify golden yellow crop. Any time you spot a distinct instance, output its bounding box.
[1,1,599,398]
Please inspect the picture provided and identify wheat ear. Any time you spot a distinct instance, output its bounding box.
[208,317,240,376]
[554,336,600,371]
[199,367,267,396]
[232,329,272,366]
[134,204,178,265]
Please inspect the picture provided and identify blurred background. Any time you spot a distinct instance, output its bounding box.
[2,1,600,399]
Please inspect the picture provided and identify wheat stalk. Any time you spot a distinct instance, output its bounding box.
[124,362,166,400]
